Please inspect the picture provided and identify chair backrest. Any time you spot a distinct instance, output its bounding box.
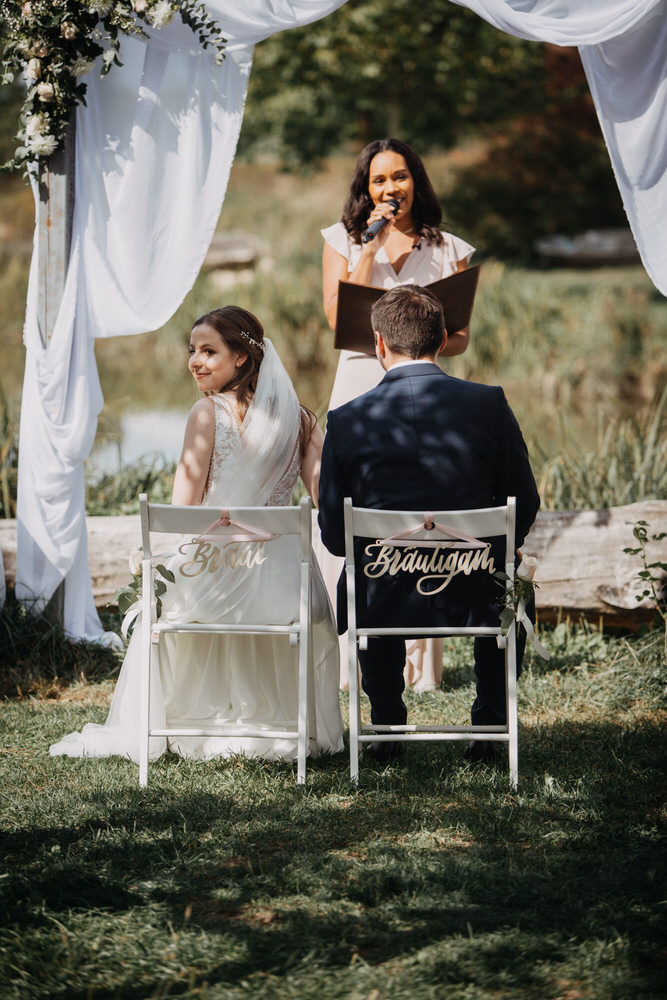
[343,498,516,628]
[140,494,311,561]
[138,495,312,628]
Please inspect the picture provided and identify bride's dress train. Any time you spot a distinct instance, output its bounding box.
[50,341,343,763]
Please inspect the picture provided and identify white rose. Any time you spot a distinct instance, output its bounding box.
[36,81,55,102]
[25,58,41,80]
[25,113,46,136]
[60,21,79,40]
[148,1,177,29]
[22,2,33,17]
[517,555,538,581]
[26,133,58,156]
[132,0,149,12]
[70,56,95,77]
[128,549,143,576]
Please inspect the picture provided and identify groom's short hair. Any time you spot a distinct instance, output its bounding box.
[371,285,445,359]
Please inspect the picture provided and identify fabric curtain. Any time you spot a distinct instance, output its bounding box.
[15,1,347,638]
[16,0,666,639]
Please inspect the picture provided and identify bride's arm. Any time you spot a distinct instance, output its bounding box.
[171,398,215,506]
[300,419,324,507]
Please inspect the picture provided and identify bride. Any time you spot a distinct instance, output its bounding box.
[50,306,344,763]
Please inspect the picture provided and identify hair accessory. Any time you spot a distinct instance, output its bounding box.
[238,329,266,354]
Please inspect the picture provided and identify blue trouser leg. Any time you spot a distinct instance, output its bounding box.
[471,596,533,726]
[357,636,408,726]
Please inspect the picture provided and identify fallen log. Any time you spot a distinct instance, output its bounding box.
[522,500,666,628]
[1,501,665,628]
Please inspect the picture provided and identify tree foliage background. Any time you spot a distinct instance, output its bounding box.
[0,0,627,261]
[238,0,626,261]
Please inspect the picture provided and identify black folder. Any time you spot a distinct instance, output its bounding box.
[334,264,481,355]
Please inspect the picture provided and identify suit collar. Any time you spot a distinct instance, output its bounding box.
[381,361,446,382]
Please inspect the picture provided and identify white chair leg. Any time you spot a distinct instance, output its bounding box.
[139,637,151,789]
[349,637,360,783]
[297,630,307,785]
[507,626,519,789]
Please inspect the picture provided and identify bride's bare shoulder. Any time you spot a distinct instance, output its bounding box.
[186,392,243,434]
[187,395,216,422]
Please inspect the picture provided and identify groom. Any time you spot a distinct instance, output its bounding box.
[318,284,540,760]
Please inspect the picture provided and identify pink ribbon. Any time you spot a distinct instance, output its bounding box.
[194,509,277,544]
[379,512,490,550]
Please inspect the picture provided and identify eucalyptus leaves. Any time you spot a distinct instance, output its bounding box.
[0,0,226,171]
[495,555,538,633]
[111,548,174,636]
[495,554,549,659]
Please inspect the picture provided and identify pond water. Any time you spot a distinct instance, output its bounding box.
[88,408,189,474]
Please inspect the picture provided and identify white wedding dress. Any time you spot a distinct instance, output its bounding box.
[50,341,344,764]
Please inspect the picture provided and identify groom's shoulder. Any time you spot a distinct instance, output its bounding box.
[325,372,506,430]
[444,373,504,399]
[326,384,380,423]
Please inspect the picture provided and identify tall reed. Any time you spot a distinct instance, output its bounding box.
[539,388,667,510]
[0,388,17,518]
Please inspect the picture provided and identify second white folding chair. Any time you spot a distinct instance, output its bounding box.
[344,497,519,787]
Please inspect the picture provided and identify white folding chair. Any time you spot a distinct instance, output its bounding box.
[138,494,315,787]
[344,497,519,787]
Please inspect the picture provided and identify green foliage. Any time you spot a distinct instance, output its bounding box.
[84,456,175,515]
[0,591,121,698]
[445,114,625,262]
[0,623,665,998]
[110,559,175,634]
[625,521,667,613]
[624,520,667,661]
[445,261,667,473]
[494,565,538,634]
[240,0,547,166]
[539,390,667,510]
[0,75,22,162]
[0,385,17,517]
[439,47,625,260]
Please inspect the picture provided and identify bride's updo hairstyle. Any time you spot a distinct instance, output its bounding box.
[342,138,444,248]
[192,305,265,420]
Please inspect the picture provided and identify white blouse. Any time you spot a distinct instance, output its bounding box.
[321,221,475,287]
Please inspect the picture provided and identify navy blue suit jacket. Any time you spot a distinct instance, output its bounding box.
[318,362,540,630]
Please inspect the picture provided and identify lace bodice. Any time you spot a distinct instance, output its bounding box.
[204,394,301,507]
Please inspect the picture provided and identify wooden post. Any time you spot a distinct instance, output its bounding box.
[37,117,76,348]
[38,117,76,623]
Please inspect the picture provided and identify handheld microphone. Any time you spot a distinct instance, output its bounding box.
[362,198,399,244]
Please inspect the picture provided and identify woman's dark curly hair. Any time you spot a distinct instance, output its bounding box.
[341,138,443,247]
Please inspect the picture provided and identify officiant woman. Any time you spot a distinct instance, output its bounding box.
[320,137,475,692]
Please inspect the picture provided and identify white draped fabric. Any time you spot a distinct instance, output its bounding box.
[16,0,666,639]
[16,1,347,637]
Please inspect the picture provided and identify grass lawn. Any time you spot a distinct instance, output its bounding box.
[0,623,665,999]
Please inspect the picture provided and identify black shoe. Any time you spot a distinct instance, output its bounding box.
[366,740,404,762]
[463,740,501,763]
